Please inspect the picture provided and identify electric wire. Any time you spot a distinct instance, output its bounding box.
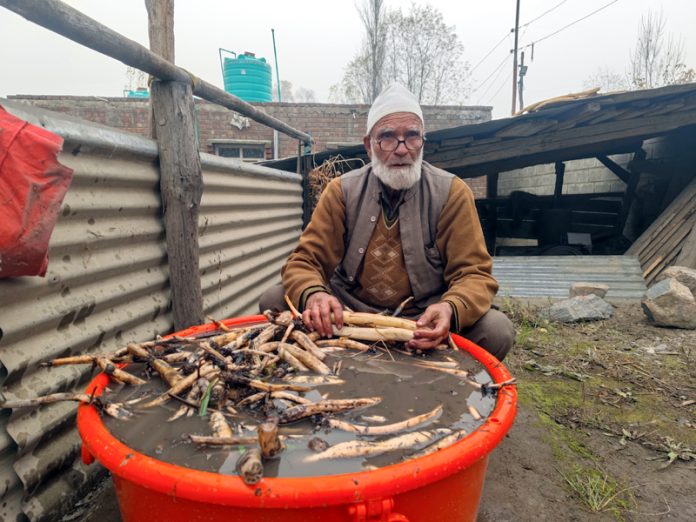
[471,51,512,95]
[475,55,513,104]
[520,0,570,28]
[523,0,620,49]
[487,70,514,106]
[470,30,513,74]
[470,0,569,75]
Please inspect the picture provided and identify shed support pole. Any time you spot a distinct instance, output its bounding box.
[553,161,565,208]
[618,148,646,239]
[147,0,203,329]
[486,173,499,254]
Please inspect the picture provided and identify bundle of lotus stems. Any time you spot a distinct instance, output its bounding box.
[0,306,514,485]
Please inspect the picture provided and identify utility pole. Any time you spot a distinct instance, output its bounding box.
[272,28,281,159]
[517,50,527,112]
[511,0,521,115]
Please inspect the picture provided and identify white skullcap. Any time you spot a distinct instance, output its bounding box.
[366,83,424,134]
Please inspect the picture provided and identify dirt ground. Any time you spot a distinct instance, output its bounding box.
[71,301,696,522]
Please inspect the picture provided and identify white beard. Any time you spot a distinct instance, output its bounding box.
[371,149,423,190]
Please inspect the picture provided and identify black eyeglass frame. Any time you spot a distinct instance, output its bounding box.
[372,133,426,152]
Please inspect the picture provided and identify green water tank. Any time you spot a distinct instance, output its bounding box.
[222,51,272,102]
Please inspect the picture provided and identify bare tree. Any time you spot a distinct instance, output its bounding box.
[336,2,469,105]
[295,87,317,103]
[629,9,695,89]
[272,80,295,102]
[357,0,387,102]
[124,66,148,92]
[383,5,468,104]
[583,67,628,93]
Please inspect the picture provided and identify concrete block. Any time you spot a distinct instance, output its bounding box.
[570,282,610,298]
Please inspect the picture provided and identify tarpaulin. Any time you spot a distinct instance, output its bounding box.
[0,105,74,278]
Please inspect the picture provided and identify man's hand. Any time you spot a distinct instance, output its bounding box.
[302,291,344,338]
[407,302,452,350]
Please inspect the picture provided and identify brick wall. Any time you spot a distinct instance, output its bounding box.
[8,95,491,159]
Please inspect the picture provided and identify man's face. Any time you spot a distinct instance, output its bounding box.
[363,112,425,191]
[363,112,424,166]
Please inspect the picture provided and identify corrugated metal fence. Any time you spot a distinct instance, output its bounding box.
[0,100,302,521]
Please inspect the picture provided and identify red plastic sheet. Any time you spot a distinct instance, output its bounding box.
[0,105,74,278]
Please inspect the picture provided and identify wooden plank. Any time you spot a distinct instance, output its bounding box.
[553,161,565,207]
[147,1,204,329]
[675,222,696,269]
[438,136,474,148]
[639,210,696,265]
[432,107,696,170]
[445,139,643,178]
[493,119,558,138]
[626,177,696,255]
[486,173,499,253]
[552,103,601,131]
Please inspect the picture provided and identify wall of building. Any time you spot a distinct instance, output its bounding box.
[8,96,492,160]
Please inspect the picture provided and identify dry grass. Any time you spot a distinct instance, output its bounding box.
[307,155,364,208]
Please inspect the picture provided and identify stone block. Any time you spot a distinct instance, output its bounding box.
[569,282,609,298]
[656,266,696,295]
[542,294,614,323]
[641,278,696,329]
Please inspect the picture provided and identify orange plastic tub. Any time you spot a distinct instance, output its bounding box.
[77,315,517,522]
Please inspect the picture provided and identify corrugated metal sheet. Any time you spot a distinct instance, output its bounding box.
[492,255,647,299]
[0,100,301,521]
[199,155,303,318]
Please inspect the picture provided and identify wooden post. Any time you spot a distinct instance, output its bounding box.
[618,148,647,237]
[485,173,499,254]
[146,0,204,329]
[553,161,565,208]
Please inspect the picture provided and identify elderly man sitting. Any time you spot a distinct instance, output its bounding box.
[260,83,514,360]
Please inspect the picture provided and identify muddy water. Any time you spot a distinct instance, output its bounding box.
[103,347,496,478]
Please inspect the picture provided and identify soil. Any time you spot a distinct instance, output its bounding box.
[71,301,696,522]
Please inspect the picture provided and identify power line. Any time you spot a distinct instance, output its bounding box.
[520,0,570,28]
[470,30,513,74]
[476,54,513,104]
[523,0,620,50]
[469,0,568,77]
[489,71,514,105]
[471,52,512,95]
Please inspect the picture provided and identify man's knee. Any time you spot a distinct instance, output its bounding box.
[258,283,287,313]
[459,308,515,361]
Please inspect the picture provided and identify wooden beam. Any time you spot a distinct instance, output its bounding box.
[1,0,313,144]
[553,161,565,207]
[430,104,696,171]
[675,220,696,269]
[485,173,499,253]
[617,148,646,237]
[597,155,631,184]
[445,139,643,179]
[147,0,204,329]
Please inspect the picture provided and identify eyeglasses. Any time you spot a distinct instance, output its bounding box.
[373,133,425,152]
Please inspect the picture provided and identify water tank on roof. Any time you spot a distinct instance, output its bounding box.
[126,87,149,98]
[220,50,272,102]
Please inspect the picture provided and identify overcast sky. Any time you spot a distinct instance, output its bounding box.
[1,0,694,119]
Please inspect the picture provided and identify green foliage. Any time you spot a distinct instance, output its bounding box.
[562,466,635,519]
